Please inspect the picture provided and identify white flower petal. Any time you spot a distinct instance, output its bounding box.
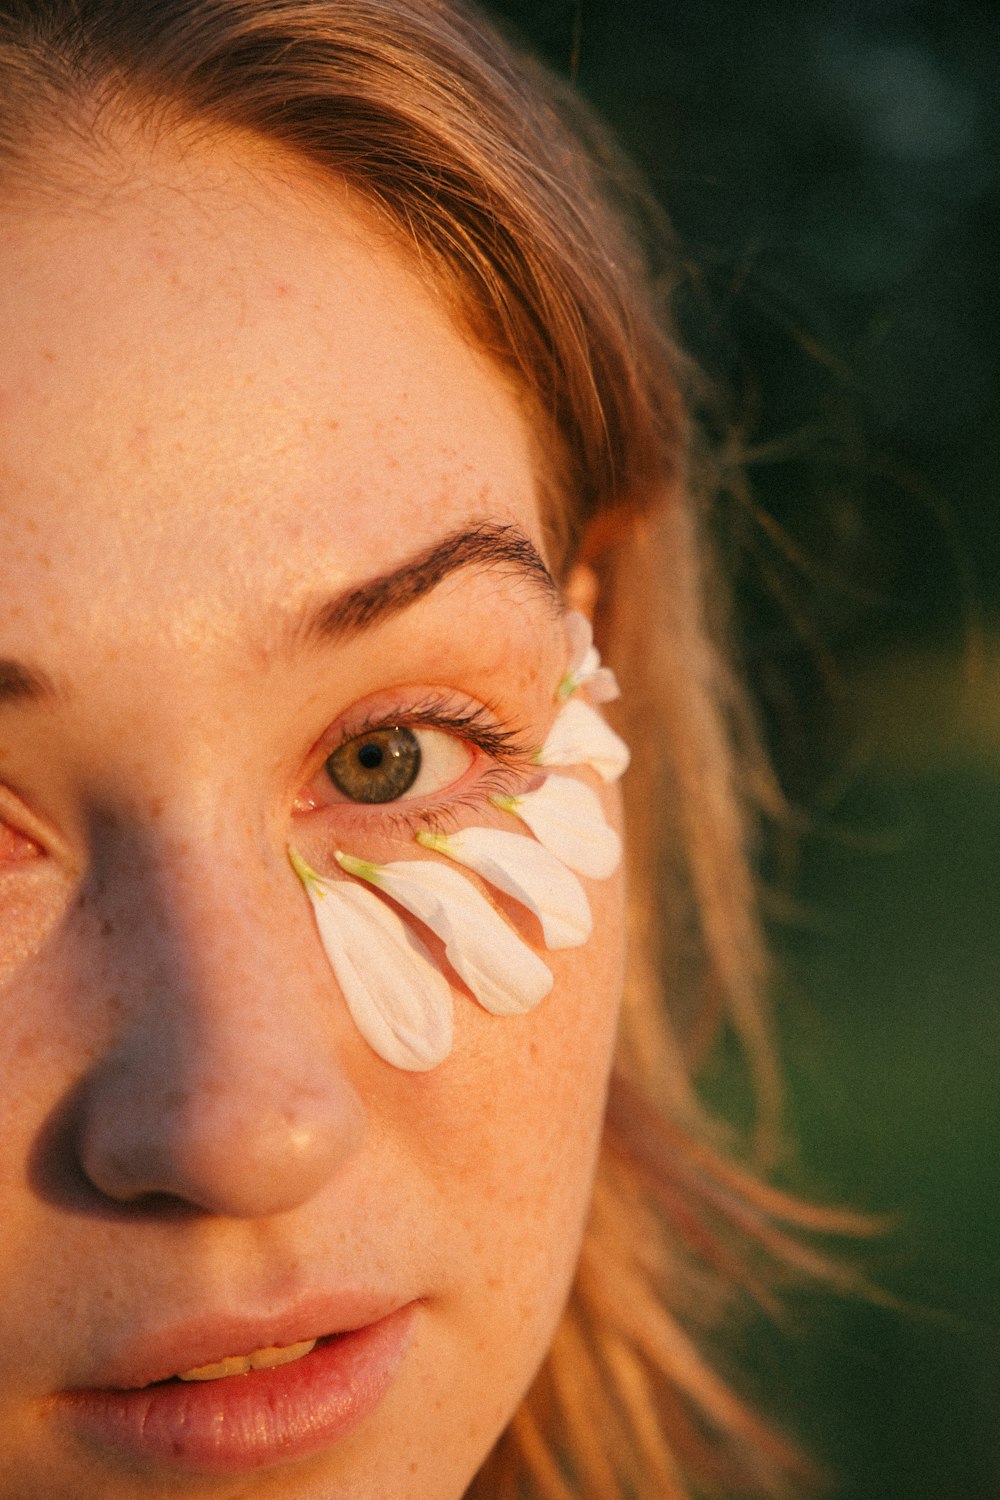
[291,852,453,1072]
[493,774,622,879]
[558,611,621,703]
[537,698,630,782]
[564,609,595,673]
[337,851,552,1016]
[417,826,592,949]
[583,665,621,704]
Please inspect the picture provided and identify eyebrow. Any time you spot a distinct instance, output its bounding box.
[0,523,558,707]
[299,520,560,645]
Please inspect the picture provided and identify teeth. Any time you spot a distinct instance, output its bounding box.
[248,1339,317,1372]
[177,1338,317,1382]
[178,1353,252,1382]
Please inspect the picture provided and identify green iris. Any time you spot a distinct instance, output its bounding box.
[325,726,422,803]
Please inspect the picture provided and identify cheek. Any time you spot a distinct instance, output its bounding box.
[377,865,626,1486]
[416,781,627,1276]
[0,867,72,989]
[411,862,625,1390]
[480,916,623,1219]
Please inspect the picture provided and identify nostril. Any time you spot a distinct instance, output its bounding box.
[49,859,369,1219]
[72,1046,366,1220]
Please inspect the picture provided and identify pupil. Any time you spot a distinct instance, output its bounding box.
[325,725,422,804]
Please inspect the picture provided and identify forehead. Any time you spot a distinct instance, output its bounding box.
[0,132,542,652]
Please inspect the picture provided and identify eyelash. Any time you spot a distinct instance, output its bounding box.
[311,691,535,838]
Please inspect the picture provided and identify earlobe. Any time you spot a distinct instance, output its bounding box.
[563,562,598,618]
[565,502,638,608]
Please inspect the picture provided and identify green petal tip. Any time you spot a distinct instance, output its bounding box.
[288,846,321,888]
[335,849,381,883]
[416,830,450,853]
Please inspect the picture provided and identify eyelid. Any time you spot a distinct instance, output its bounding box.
[317,690,533,767]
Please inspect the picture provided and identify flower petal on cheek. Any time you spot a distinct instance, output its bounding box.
[417,826,592,949]
[493,774,622,880]
[536,698,630,782]
[579,663,621,704]
[337,853,553,1016]
[292,855,453,1071]
[564,609,594,671]
[558,610,621,703]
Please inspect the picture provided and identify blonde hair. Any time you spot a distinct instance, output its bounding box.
[0,2,863,1493]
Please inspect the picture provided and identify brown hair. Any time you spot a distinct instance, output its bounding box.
[0,2,864,1493]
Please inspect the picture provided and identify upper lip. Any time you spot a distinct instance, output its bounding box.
[80,1291,414,1391]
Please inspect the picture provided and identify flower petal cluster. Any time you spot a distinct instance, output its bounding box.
[417,825,592,948]
[335,850,552,1016]
[289,848,453,1072]
[491,774,621,880]
[290,615,629,1071]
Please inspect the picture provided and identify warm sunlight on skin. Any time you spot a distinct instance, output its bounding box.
[0,131,626,1499]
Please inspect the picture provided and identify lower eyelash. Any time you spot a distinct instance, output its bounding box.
[372,764,528,841]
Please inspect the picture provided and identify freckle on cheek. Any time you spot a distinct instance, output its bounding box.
[14,1028,43,1063]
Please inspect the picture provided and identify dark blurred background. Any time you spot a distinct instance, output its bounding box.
[489,2,999,1496]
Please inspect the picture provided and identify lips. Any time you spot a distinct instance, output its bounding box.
[88,1290,409,1391]
[59,1297,419,1475]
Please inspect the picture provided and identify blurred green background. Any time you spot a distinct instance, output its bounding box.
[490,3,999,1496]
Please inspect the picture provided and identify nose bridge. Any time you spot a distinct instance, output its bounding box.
[75,806,367,1218]
[114,804,281,986]
[87,792,281,1017]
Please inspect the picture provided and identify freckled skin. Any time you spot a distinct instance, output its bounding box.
[0,132,626,1499]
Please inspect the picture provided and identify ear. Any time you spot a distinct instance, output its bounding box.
[563,561,599,619]
[564,503,638,618]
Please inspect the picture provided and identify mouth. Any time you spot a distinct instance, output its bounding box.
[59,1303,418,1475]
[93,1290,410,1391]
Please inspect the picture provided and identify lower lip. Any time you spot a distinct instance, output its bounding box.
[60,1305,416,1475]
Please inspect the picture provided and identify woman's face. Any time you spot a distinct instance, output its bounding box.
[0,133,625,1498]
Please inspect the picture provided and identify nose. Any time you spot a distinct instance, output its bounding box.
[74,831,366,1218]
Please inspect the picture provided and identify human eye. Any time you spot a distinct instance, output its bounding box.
[322,723,469,805]
[295,691,533,827]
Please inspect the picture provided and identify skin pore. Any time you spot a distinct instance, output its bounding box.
[0,128,626,1498]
